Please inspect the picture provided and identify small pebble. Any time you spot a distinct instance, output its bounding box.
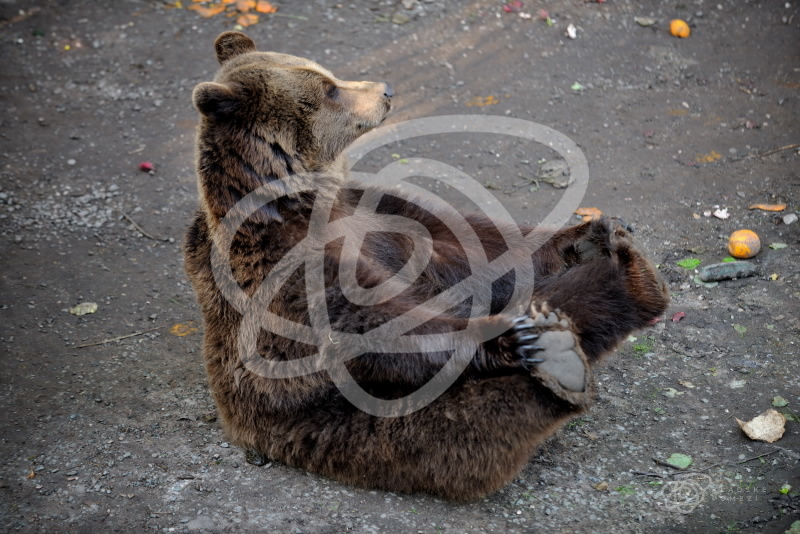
[220,442,230,448]
[783,213,798,225]
[67,159,76,165]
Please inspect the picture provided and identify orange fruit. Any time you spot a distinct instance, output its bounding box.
[728,229,761,259]
[669,19,691,38]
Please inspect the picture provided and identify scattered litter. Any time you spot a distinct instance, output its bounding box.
[537,9,553,26]
[729,379,747,389]
[566,23,577,39]
[770,273,779,281]
[772,396,789,408]
[769,243,788,250]
[677,258,701,269]
[736,409,786,443]
[669,19,691,38]
[185,0,280,27]
[671,311,685,322]
[665,453,693,469]
[592,481,609,491]
[570,82,585,92]
[728,229,760,258]
[634,16,657,27]
[698,261,757,282]
[780,484,792,495]
[712,207,730,219]
[70,302,98,316]
[748,203,786,212]
[138,161,154,172]
[662,388,684,398]
[575,207,603,222]
[503,1,523,13]
[783,213,798,225]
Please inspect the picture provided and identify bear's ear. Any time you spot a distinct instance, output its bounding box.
[193,82,239,119]
[214,32,256,64]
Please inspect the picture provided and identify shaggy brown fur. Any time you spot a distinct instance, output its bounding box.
[184,31,670,501]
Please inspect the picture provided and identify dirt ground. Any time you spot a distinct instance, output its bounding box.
[1,0,799,532]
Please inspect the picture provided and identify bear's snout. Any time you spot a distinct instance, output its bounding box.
[382,82,394,99]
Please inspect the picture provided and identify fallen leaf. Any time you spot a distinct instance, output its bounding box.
[665,453,693,469]
[255,0,277,13]
[728,379,747,389]
[70,302,98,316]
[677,258,701,269]
[26,471,35,479]
[575,207,603,222]
[748,203,786,212]
[696,150,722,163]
[770,273,779,281]
[733,324,747,336]
[769,242,788,250]
[678,380,696,389]
[236,13,259,26]
[662,387,684,398]
[736,409,786,443]
[593,481,609,491]
[671,311,685,323]
[721,256,737,263]
[570,82,585,92]
[170,322,199,337]
[465,95,499,107]
[784,412,800,423]
[772,396,789,408]
[634,16,657,27]
[188,3,226,17]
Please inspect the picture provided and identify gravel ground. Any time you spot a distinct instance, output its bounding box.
[1,1,798,533]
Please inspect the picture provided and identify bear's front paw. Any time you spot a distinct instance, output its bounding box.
[510,304,589,393]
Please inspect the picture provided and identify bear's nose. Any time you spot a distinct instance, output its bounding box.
[382,82,394,98]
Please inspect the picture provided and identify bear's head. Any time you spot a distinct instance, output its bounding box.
[192,32,393,173]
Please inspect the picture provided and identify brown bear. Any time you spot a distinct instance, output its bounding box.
[184,31,670,501]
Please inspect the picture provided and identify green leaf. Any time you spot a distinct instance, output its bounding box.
[783,412,800,423]
[780,483,792,495]
[677,258,701,269]
[571,82,585,92]
[773,396,789,408]
[769,242,788,250]
[665,453,693,469]
[615,485,636,495]
[733,324,747,336]
[722,256,737,263]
